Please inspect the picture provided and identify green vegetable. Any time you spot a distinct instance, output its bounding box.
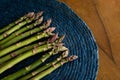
[19,50,68,80]
[0,27,55,57]
[30,55,78,80]
[0,12,34,34]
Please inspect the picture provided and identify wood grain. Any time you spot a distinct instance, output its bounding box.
[60,0,120,80]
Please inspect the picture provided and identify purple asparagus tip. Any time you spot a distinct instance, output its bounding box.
[49,27,56,32]
[45,27,56,33]
[47,33,58,43]
[26,12,35,18]
[36,16,43,23]
[35,11,44,19]
[56,35,65,43]
[37,11,44,15]
[46,19,52,27]
[68,55,78,61]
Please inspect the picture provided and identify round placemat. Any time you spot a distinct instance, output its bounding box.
[0,0,98,80]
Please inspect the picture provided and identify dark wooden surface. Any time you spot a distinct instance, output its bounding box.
[61,0,120,80]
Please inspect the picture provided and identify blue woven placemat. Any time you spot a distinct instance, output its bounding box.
[0,0,98,80]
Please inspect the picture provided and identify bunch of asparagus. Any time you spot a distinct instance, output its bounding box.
[0,12,78,80]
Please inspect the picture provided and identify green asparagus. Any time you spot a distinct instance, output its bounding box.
[30,55,78,80]
[0,12,34,34]
[0,34,58,64]
[1,46,67,79]
[0,43,52,74]
[19,50,68,80]
[0,11,78,80]
[0,16,43,46]
[1,24,53,49]
[0,27,55,57]
[0,36,64,74]
[0,13,36,40]
[0,44,39,64]
[0,11,43,41]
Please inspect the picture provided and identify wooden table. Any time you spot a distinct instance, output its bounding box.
[61,0,120,80]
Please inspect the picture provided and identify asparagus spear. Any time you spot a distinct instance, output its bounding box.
[0,36,64,74]
[0,34,58,64]
[19,50,68,80]
[0,12,34,34]
[0,27,55,57]
[0,43,52,74]
[0,44,39,64]
[0,16,44,46]
[1,22,53,49]
[30,55,78,80]
[34,11,44,20]
[0,12,37,40]
[2,46,67,80]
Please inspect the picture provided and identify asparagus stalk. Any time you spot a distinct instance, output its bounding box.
[0,44,39,64]
[0,34,58,64]
[0,43,52,74]
[0,16,44,46]
[30,55,78,80]
[0,12,37,41]
[19,50,68,80]
[0,12,34,34]
[2,47,67,80]
[1,22,52,49]
[0,36,64,74]
[0,27,55,57]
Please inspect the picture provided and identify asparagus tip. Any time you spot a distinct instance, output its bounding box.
[35,11,44,19]
[37,11,44,15]
[60,46,68,51]
[49,27,56,32]
[60,35,65,41]
[55,43,64,47]
[68,55,78,61]
[29,14,36,21]
[46,18,52,27]
[62,50,69,58]
[47,33,58,43]
[45,27,56,33]
[26,12,35,18]
[36,16,43,23]
[61,35,65,40]
[56,35,65,43]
